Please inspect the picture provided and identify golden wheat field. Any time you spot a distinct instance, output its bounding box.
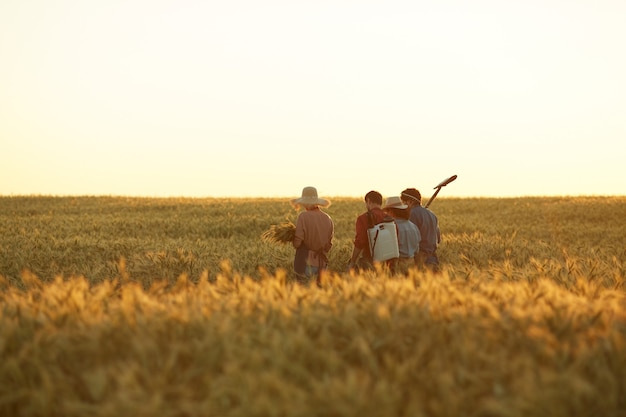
[1,195,625,417]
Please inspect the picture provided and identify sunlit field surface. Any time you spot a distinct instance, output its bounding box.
[1,196,625,416]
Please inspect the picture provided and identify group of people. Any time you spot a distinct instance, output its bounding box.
[290,186,441,285]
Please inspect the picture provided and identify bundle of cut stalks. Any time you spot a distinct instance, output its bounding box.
[261,221,296,244]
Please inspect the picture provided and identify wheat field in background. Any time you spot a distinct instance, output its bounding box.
[1,196,625,416]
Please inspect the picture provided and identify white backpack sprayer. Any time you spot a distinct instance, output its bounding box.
[367,215,399,263]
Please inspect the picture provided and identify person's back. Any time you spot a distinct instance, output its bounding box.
[383,196,420,274]
[394,217,421,258]
[401,188,441,270]
[291,187,334,284]
[294,208,333,253]
[348,190,388,270]
[353,206,387,264]
[382,196,420,258]
[409,205,439,254]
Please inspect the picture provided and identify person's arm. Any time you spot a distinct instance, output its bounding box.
[293,215,305,248]
[325,217,334,252]
[348,214,366,268]
[348,246,363,269]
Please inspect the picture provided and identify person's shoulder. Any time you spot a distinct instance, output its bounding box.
[416,206,434,215]
[356,211,370,224]
[319,209,333,219]
[371,207,386,216]
[300,210,318,219]
[409,206,422,216]
[401,218,418,228]
[425,208,438,218]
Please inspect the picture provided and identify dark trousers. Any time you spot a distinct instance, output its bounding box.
[415,250,439,272]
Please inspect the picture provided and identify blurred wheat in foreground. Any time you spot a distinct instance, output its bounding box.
[1,265,625,417]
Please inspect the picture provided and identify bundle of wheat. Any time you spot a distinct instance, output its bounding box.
[261,221,296,244]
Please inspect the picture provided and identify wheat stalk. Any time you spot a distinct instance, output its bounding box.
[261,221,296,245]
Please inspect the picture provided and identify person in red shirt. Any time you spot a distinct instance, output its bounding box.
[347,190,388,271]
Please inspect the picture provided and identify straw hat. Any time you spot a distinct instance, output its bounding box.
[383,196,408,210]
[290,186,331,208]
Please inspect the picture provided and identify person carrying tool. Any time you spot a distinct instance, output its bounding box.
[400,188,441,271]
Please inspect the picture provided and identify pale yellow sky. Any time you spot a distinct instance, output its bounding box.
[1,0,624,199]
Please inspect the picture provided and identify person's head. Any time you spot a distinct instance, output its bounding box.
[401,188,422,207]
[383,196,410,219]
[364,190,383,210]
[290,186,331,209]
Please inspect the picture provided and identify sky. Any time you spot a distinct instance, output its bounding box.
[1,0,624,199]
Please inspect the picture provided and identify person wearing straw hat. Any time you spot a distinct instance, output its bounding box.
[290,186,334,285]
[383,196,421,274]
[401,188,441,271]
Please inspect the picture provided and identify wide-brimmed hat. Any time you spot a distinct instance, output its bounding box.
[383,196,408,210]
[290,186,331,208]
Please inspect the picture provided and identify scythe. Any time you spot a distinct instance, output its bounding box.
[425,175,457,209]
